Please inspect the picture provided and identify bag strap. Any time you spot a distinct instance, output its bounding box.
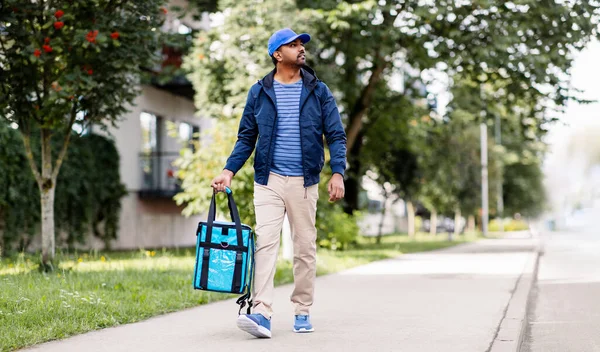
[236,234,255,315]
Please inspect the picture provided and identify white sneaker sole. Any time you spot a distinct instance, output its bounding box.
[236,315,272,338]
[293,327,315,333]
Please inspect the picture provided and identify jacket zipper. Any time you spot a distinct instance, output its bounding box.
[262,85,277,180]
[299,104,306,196]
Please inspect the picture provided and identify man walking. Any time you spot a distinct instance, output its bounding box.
[211,28,347,338]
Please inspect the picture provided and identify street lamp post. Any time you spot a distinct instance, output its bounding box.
[481,122,489,237]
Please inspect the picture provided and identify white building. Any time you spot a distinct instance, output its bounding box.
[102,2,212,250]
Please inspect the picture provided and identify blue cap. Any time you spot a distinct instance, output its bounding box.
[268,28,311,56]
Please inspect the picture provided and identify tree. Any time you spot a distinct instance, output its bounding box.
[503,160,546,218]
[359,86,425,236]
[181,0,599,230]
[0,0,167,269]
[444,74,552,226]
[299,0,600,212]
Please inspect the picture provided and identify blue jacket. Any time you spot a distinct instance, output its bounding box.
[224,66,347,187]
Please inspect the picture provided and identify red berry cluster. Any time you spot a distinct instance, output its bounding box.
[86,30,99,44]
[54,9,64,30]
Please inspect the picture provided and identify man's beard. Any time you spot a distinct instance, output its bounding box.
[283,60,305,69]
[291,56,306,68]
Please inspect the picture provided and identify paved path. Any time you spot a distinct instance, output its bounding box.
[21,236,538,352]
[522,214,600,352]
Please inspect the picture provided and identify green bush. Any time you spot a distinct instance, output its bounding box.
[0,123,126,254]
[316,168,360,250]
[315,175,360,250]
[489,218,529,232]
[316,208,360,251]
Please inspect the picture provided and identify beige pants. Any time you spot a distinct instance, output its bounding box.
[252,172,319,318]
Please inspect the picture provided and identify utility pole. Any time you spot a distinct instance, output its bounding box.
[481,122,489,237]
[495,114,504,232]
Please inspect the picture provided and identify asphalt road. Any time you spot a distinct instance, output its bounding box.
[522,213,600,352]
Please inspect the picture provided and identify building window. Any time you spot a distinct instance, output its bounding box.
[178,121,192,141]
[140,112,162,191]
[138,113,198,198]
[177,121,200,149]
[140,111,160,153]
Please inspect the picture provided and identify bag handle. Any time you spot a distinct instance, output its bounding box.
[206,187,244,247]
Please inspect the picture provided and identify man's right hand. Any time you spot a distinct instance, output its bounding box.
[210,169,234,193]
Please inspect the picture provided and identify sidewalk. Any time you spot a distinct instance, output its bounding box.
[21,235,539,352]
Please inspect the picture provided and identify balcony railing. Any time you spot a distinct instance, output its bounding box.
[145,41,195,100]
[139,152,182,199]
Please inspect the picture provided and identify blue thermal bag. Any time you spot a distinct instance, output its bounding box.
[193,187,254,313]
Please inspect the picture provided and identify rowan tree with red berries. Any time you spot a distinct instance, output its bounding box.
[0,0,168,269]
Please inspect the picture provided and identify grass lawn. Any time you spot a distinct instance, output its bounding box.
[0,232,479,351]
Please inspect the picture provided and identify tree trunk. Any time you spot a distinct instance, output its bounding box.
[454,208,462,237]
[430,209,437,236]
[468,215,476,234]
[40,128,56,270]
[40,187,56,268]
[407,200,415,237]
[376,193,388,244]
[343,174,360,214]
[20,111,76,270]
[345,55,387,152]
[343,132,364,214]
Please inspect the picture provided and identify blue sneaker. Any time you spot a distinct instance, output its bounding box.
[293,315,314,333]
[236,314,271,338]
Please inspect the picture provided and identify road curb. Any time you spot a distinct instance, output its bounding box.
[489,241,541,352]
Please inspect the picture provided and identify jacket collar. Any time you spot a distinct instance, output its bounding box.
[260,66,318,90]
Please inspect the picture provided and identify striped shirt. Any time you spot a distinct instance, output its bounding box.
[271,79,303,176]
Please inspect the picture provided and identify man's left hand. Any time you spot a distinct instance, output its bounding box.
[328,173,345,202]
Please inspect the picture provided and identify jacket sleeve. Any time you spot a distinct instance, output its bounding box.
[224,89,258,174]
[320,83,347,176]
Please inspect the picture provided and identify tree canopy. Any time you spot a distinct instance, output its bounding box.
[0,0,168,267]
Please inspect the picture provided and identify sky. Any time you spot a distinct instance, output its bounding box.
[543,39,600,215]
